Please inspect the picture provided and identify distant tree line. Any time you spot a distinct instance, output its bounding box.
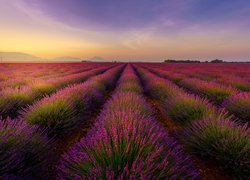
[210,59,224,63]
[164,59,201,63]
[164,59,228,63]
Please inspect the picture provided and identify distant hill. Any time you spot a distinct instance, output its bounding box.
[52,56,82,62]
[0,52,44,62]
[0,52,109,62]
[89,56,106,61]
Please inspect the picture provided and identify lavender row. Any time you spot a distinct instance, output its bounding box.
[144,63,250,91]
[135,66,250,178]
[160,65,250,92]
[0,65,124,178]
[147,66,250,124]
[0,65,113,119]
[0,119,52,179]
[0,62,111,89]
[0,63,92,86]
[146,66,237,104]
[21,65,124,137]
[0,65,91,91]
[185,71,250,92]
[58,65,198,179]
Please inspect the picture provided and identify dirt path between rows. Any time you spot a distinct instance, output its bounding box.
[144,96,230,180]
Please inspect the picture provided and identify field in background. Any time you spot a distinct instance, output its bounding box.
[0,62,249,179]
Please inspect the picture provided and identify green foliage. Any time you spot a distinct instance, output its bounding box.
[24,97,76,137]
[165,96,214,124]
[186,115,250,177]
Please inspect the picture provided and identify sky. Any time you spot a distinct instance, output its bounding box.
[0,0,250,61]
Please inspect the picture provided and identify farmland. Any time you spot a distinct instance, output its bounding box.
[0,62,249,179]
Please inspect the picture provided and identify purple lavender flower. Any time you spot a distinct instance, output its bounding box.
[223,92,250,123]
[165,94,215,124]
[136,67,183,102]
[22,65,123,137]
[0,66,112,119]
[178,77,237,104]
[185,114,250,177]
[0,118,52,178]
[58,66,198,179]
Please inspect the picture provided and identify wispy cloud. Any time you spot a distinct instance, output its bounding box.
[0,0,249,61]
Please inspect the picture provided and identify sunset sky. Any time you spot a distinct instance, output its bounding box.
[0,0,250,61]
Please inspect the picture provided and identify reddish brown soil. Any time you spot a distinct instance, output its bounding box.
[144,96,230,180]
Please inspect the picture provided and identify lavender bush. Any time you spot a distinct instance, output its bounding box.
[137,67,182,101]
[22,94,77,137]
[178,78,237,104]
[165,94,215,124]
[0,67,108,119]
[115,65,143,93]
[0,118,52,179]
[185,114,250,177]
[58,76,198,178]
[223,92,250,123]
[22,66,123,137]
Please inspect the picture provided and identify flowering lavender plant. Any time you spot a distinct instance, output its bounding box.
[185,114,250,177]
[165,94,215,124]
[179,78,237,104]
[0,66,109,119]
[22,66,123,137]
[0,118,52,178]
[137,67,182,101]
[58,90,198,178]
[223,92,250,123]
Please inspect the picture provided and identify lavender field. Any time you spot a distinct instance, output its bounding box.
[0,62,249,179]
[1,0,250,179]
